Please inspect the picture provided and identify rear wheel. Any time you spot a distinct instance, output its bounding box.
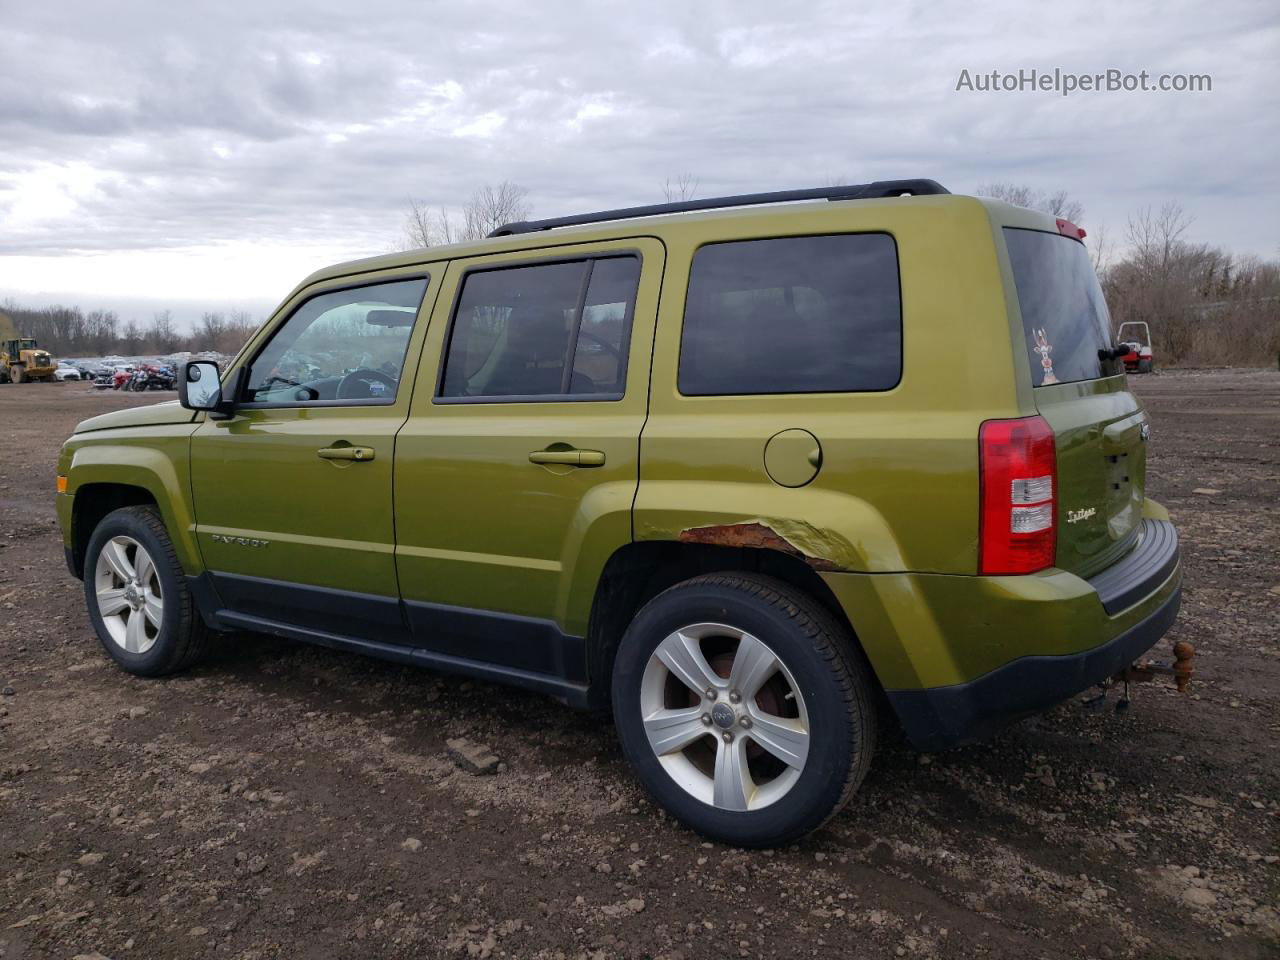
[612,573,877,847]
[84,506,210,676]
[11,365,24,383]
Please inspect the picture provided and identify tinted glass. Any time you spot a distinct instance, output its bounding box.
[571,257,641,394]
[440,256,639,399]
[245,277,428,404]
[678,234,901,395]
[1004,227,1117,386]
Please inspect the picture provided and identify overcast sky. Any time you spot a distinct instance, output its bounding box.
[1,0,1276,329]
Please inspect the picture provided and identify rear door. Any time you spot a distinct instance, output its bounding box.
[1003,226,1143,578]
[393,238,663,670]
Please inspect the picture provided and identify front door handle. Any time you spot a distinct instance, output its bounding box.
[318,445,376,461]
[529,448,606,467]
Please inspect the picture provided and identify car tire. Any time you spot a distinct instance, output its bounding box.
[1138,358,1153,373]
[611,573,877,847]
[84,506,210,677]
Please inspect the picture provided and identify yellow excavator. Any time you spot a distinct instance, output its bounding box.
[1,336,57,383]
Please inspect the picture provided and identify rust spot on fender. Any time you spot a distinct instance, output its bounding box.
[678,521,843,571]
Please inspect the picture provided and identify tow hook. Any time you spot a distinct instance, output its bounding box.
[1082,641,1195,713]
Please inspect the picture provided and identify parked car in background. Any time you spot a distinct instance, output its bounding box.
[55,180,1181,847]
[53,363,82,381]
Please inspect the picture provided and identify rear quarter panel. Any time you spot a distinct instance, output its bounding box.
[636,195,1020,575]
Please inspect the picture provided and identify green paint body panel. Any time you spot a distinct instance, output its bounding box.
[55,193,1177,710]
[393,238,664,636]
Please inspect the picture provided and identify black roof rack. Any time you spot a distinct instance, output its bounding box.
[488,178,949,237]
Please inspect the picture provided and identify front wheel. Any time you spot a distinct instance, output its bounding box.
[84,506,210,676]
[612,573,877,847]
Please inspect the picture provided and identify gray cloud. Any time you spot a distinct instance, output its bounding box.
[1,0,1276,277]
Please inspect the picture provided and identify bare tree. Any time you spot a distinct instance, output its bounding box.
[226,310,258,352]
[198,312,227,351]
[1088,223,1111,274]
[662,174,699,202]
[121,319,144,354]
[976,182,1084,223]
[1104,203,1201,360]
[404,199,439,248]
[461,181,531,239]
[403,181,531,248]
[149,310,178,353]
[403,200,465,249]
[85,310,118,355]
[1125,202,1192,275]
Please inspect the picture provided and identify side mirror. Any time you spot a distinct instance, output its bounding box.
[180,361,223,411]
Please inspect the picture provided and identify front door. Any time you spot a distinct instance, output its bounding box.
[189,269,439,642]
[394,239,663,679]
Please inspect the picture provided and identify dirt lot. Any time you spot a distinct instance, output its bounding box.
[1,371,1277,960]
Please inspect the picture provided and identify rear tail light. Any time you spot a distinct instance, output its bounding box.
[979,416,1057,574]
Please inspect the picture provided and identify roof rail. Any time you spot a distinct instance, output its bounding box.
[488,178,950,237]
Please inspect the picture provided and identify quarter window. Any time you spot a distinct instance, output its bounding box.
[243,277,429,404]
[440,256,640,400]
[678,234,901,396]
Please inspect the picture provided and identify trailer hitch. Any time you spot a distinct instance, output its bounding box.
[1082,641,1195,713]
[1117,640,1196,693]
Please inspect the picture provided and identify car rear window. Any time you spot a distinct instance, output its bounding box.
[1004,227,1117,387]
[678,233,901,395]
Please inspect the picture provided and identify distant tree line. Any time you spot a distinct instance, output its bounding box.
[0,301,259,359]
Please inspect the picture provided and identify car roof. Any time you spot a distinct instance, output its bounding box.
[294,188,1064,297]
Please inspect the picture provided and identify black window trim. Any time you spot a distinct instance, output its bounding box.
[234,271,433,411]
[675,230,904,399]
[433,248,644,405]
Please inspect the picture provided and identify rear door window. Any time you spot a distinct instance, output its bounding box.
[1004,227,1119,386]
[439,255,640,400]
[678,233,901,396]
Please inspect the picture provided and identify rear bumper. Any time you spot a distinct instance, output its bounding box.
[819,514,1182,751]
[886,580,1180,750]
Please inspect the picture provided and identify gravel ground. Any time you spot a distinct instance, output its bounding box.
[1,370,1277,960]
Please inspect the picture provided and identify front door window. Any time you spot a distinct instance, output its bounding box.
[244,277,429,405]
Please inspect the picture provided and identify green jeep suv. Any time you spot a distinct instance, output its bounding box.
[56,180,1181,846]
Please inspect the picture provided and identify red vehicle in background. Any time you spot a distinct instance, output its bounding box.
[1117,321,1154,373]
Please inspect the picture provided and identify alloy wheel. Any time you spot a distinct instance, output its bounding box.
[639,622,810,811]
[94,536,163,654]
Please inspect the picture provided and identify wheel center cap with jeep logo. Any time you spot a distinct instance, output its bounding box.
[711,702,736,729]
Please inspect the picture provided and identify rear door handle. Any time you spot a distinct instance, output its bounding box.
[529,448,606,467]
[318,445,376,461]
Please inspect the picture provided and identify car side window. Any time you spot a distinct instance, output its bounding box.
[242,276,429,405]
[678,234,901,396]
[439,255,640,400]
